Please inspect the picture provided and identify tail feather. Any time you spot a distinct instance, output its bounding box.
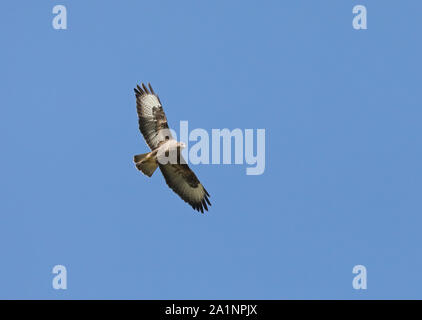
[134,153,148,163]
[134,152,158,177]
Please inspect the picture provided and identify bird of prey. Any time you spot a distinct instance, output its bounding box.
[133,83,211,213]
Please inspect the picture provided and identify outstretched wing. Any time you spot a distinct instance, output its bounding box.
[134,83,173,150]
[159,158,211,213]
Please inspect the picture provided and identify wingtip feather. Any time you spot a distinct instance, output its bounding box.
[148,83,155,94]
[142,83,149,94]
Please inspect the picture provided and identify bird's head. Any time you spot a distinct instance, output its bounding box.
[177,142,187,149]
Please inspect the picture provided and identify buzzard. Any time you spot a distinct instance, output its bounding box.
[133,83,211,213]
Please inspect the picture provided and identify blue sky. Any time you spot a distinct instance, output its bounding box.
[1,1,421,299]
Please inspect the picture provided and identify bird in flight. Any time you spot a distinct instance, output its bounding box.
[133,83,211,213]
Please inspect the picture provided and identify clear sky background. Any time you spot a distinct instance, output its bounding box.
[1,1,421,299]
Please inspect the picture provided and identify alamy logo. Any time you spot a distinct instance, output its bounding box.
[52,265,67,290]
[52,5,67,30]
[352,265,367,290]
[154,121,266,175]
[352,5,367,30]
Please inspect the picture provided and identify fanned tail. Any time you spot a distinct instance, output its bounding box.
[134,152,158,177]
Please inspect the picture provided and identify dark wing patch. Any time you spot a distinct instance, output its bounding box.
[159,157,211,213]
[134,83,173,150]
